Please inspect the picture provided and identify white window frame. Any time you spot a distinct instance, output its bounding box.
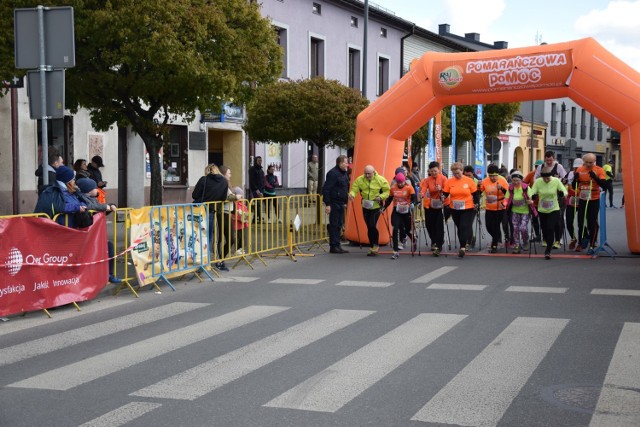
[271,20,290,80]
[346,43,363,92]
[308,32,326,78]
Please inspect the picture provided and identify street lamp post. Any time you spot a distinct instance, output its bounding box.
[362,0,368,98]
[530,100,535,172]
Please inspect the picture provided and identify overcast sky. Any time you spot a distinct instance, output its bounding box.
[369,0,640,71]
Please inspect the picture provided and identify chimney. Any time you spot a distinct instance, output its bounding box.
[465,32,480,42]
[438,23,450,35]
[493,41,508,49]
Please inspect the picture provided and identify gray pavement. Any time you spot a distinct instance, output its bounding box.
[1,187,639,427]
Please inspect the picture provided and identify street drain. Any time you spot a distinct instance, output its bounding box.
[541,384,601,414]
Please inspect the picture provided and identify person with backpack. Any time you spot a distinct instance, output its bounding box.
[76,178,122,283]
[504,171,536,254]
[34,165,87,226]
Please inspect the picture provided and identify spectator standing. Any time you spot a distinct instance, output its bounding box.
[76,177,121,283]
[307,154,319,202]
[264,165,281,223]
[192,164,230,271]
[322,155,350,254]
[35,152,62,195]
[248,156,266,222]
[73,159,91,180]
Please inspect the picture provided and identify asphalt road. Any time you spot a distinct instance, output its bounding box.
[1,190,638,427]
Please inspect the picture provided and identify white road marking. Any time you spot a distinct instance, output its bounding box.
[591,289,640,297]
[78,402,162,427]
[264,313,467,412]
[335,280,394,288]
[590,322,640,427]
[131,309,374,400]
[427,283,487,291]
[0,302,209,366]
[411,266,458,283]
[506,286,568,294]
[8,305,289,391]
[412,317,569,426]
[270,278,325,285]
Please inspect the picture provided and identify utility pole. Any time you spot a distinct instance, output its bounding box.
[362,0,368,99]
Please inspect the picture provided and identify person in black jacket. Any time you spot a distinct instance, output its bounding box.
[192,164,230,271]
[35,151,63,195]
[87,156,107,189]
[248,156,266,222]
[322,155,350,254]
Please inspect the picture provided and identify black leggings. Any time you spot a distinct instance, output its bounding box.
[450,208,475,248]
[539,210,560,250]
[577,199,600,246]
[363,208,382,247]
[485,209,504,246]
[425,207,450,249]
[391,210,413,251]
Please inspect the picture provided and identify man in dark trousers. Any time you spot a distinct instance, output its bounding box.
[323,155,350,253]
[248,156,266,222]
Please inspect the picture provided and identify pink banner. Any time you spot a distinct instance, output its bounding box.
[0,213,109,316]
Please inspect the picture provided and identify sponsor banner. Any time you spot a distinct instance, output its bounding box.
[433,49,573,96]
[428,118,435,162]
[435,111,442,164]
[451,105,457,162]
[0,213,108,317]
[129,205,209,286]
[475,105,485,180]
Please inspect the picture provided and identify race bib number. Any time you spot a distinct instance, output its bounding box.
[541,200,555,210]
[395,204,409,214]
[430,199,443,209]
[453,200,466,210]
[579,189,590,201]
[512,199,526,207]
[362,199,374,209]
[486,195,498,204]
[568,196,577,206]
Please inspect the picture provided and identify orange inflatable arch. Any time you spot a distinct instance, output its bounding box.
[346,38,640,254]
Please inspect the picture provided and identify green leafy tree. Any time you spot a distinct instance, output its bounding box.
[1,0,283,205]
[410,103,520,163]
[244,77,369,190]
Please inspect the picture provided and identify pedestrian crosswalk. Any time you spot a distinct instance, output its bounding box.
[2,303,639,426]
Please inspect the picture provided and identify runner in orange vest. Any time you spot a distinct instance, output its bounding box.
[479,164,509,253]
[419,161,450,257]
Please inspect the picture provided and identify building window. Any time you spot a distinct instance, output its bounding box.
[380,27,387,38]
[589,114,595,140]
[163,125,188,185]
[570,107,577,138]
[550,103,557,136]
[312,2,321,15]
[350,16,358,28]
[597,119,603,141]
[37,117,73,165]
[309,36,325,77]
[348,47,361,91]
[377,55,389,96]
[580,109,586,139]
[275,26,288,78]
[560,103,567,137]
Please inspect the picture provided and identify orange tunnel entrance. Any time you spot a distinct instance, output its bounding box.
[347,38,640,254]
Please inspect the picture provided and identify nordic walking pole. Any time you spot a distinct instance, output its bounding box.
[580,180,593,247]
[410,208,416,256]
[350,199,362,249]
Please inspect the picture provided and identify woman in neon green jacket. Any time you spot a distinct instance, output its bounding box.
[528,165,568,259]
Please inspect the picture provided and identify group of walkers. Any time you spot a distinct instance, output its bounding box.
[323,150,612,260]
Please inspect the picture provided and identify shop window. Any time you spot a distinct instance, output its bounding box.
[163,125,188,185]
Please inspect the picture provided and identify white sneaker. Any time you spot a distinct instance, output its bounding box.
[397,243,404,250]
[391,252,399,260]
[236,248,245,255]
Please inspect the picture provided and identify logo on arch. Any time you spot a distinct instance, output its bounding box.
[438,65,464,90]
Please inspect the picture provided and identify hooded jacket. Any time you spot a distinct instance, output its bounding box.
[192,173,229,204]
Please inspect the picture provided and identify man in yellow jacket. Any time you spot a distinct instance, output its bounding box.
[349,165,390,256]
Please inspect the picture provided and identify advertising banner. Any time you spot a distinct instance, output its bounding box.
[0,213,108,317]
[435,111,442,164]
[451,105,457,162]
[129,205,209,286]
[428,118,435,162]
[475,105,486,179]
[433,49,573,96]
